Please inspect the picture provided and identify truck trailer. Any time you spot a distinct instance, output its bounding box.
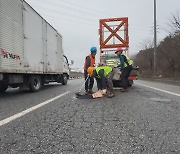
[0,0,70,92]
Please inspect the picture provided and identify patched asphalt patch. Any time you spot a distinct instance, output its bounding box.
[148,97,171,103]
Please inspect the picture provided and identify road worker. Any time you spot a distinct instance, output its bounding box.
[115,47,133,92]
[87,66,115,98]
[83,47,97,94]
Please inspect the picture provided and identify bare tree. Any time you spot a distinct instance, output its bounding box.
[140,38,154,50]
[134,11,180,78]
[169,11,180,36]
[134,39,154,76]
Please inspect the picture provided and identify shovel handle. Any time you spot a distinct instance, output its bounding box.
[78,75,89,92]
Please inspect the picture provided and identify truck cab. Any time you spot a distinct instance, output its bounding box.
[62,55,70,85]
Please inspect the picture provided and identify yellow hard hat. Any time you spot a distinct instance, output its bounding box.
[87,67,94,76]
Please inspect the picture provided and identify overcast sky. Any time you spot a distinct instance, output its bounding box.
[25,0,180,71]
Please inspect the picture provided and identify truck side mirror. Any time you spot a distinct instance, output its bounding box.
[71,60,74,65]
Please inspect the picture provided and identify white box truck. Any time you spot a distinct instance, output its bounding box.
[0,0,70,92]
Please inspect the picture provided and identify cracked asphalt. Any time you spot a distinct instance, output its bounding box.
[0,79,180,153]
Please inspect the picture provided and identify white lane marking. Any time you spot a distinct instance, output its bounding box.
[0,91,70,127]
[136,83,180,97]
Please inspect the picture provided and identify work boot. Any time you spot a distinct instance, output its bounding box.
[88,89,95,94]
[120,88,128,92]
[85,90,89,95]
[107,93,115,98]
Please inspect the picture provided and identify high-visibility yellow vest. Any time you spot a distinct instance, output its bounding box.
[121,53,133,68]
[95,66,112,78]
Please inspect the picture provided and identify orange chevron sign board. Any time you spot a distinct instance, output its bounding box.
[99,17,129,49]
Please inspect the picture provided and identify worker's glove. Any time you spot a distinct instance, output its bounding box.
[102,89,107,95]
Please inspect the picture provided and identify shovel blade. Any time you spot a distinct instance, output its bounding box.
[75,92,83,96]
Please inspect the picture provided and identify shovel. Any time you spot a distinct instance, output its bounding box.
[75,75,89,96]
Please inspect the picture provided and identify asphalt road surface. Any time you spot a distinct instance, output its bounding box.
[0,79,180,154]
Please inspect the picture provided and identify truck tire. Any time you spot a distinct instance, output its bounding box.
[10,84,19,88]
[0,84,8,92]
[128,80,133,87]
[29,75,42,92]
[62,74,68,85]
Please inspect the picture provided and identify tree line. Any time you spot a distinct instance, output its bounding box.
[134,12,180,79]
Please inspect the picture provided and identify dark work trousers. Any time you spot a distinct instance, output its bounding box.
[95,71,114,94]
[120,65,133,89]
[95,78,103,90]
[84,71,94,91]
[106,71,114,94]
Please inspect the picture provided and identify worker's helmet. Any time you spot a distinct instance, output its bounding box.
[115,47,123,54]
[87,67,94,76]
[90,47,97,53]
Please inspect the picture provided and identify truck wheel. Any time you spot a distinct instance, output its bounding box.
[128,80,133,87]
[29,75,42,92]
[62,74,68,85]
[0,84,8,92]
[10,84,19,88]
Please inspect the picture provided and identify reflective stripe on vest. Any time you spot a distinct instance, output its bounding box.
[95,66,112,78]
[84,54,95,71]
[121,53,133,68]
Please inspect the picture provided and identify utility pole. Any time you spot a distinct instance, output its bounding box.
[154,0,157,76]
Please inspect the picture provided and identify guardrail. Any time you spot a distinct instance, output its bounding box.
[69,71,84,79]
